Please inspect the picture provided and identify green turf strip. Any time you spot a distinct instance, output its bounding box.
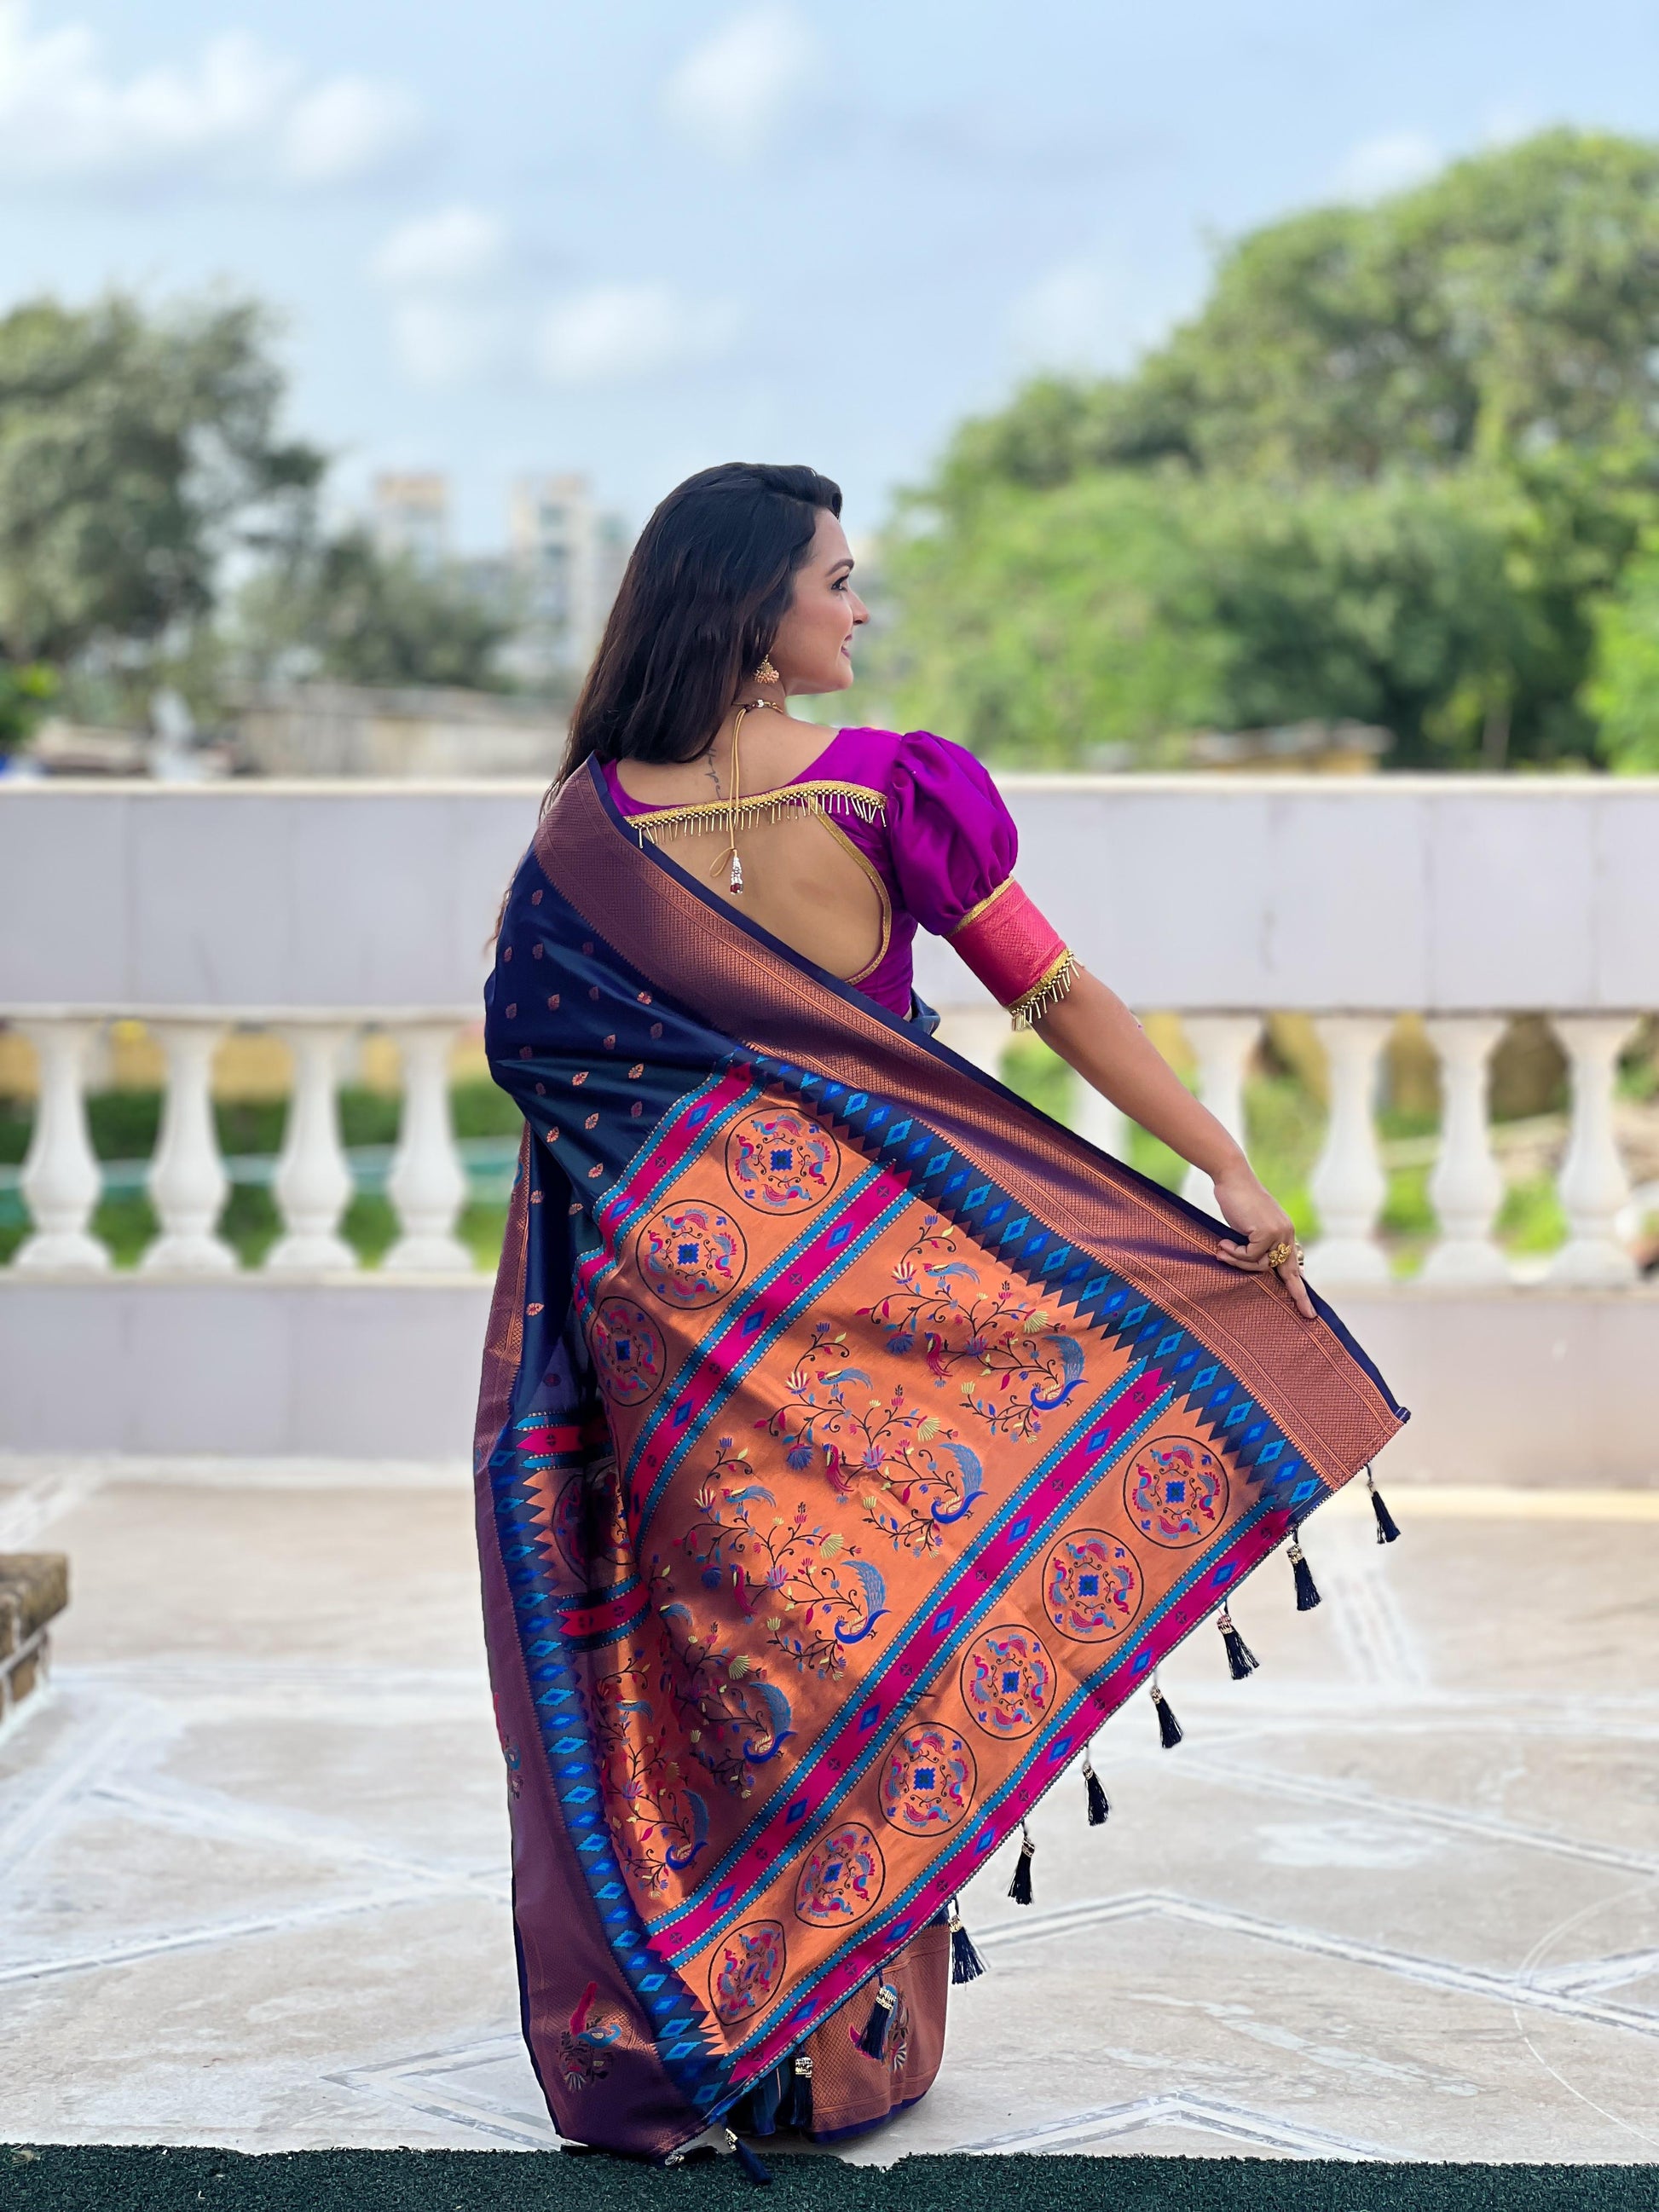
[2,2148,1652,2211]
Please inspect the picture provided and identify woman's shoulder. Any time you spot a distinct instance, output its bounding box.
[828,725,998,799]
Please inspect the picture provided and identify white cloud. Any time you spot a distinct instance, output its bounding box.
[662,5,818,159]
[371,206,512,389]
[280,76,423,186]
[385,297,509,390]
[1008,259,1147,375]
[536,284,738,385]
[0,3,422,187]
[373,205,506,290]
[1332,129,1441,203]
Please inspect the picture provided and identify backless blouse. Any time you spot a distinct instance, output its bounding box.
[603,725,1078,1027]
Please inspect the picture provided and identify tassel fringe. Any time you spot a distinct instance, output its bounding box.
[725,2128,772,2185]
[1152,1676,1184,1749]
[634,784,887,846]
[1009,950,1080,1031]
[786,2053,813,2132]
[1007,1820,1035,1904]
[948,1897,987,1984]
[1083,1744,1110,1825]
[1367,1465,1402,1545]
[856,1982,897,2059]
[1288,1529,1321,1611]
[1217,1608,1259,1680]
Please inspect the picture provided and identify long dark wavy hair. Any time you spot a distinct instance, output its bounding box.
[551,461,841,799]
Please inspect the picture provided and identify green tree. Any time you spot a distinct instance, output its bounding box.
[889,130,1659,767]
[0,295,322,679]
[233,528,515,692]
[1586,532,1659,769]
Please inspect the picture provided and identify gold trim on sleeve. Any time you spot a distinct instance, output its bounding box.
[947,876,1016,938]
[1008,950,1081,1031]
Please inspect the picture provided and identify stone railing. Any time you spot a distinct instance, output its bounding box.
[2,998,1650,1292]
[2,775,1656,1469]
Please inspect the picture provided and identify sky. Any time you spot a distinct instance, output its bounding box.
[7,0,1659,551]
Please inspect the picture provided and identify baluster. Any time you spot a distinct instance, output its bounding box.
[1180,1015,1259,1212]
[1304,1015,1392,1287]
[141,1019,235,1273]
[937,1006,1010,1080]
[1074,1083,1130,1159]
[1549,1014,1640,1287]
[265,1022,357,1272]
[11,1017,109,1273]
[1420,1017,1509,1285]
[384,1020,471,1273]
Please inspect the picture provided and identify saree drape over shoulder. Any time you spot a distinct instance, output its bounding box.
[475,736,1407,2160]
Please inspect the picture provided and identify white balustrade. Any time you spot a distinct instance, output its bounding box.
[384,1020,471,1273]
[936,1007,1011,1078]
[1304,1016,1394,1288]
[1,995,1654,1291]
[1419,1017,1509,1286]
[11,1018,109,1273]
[1180,1015,1260,1213]
[1073,1083,1130,1161]
[265,1024,356,1273]
[1549,1014,1642,1288]
[142,1019,234,1274]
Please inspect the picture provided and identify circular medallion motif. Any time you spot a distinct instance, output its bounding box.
[589,1296,666,1407]
[708,1918,786,2027]
[1044,1529,1144,1643]
[793,1820,885,1927]
[552,1464,629,1584]
[960,1624,1055,1741]
[725,1108,841,1214]
[637,1202,749,1308]
[1124,1434,1228,1548]
[879,1724,977,1835]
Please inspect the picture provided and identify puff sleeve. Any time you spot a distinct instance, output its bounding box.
[887,731,1078,1028]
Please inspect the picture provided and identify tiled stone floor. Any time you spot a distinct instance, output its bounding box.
[2,1458,1656,2163]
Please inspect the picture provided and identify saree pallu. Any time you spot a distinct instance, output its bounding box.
[475,760,1408,2158]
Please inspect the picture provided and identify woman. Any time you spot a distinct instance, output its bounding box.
[476,462,1404,2168]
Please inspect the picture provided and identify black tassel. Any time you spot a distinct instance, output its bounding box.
[725,2129,772,2185]
[1367,1466,1401,1545]
[1007,1820,1035,1904]
[1288,1529,1321,1611]
[1152,1678,1184,1749]
[785,2053,813,2131]
[856,1981,897,2059]
[1083,1745,1110,1825]
[1217,1608,1259,1680]
[948,1897,986,1984]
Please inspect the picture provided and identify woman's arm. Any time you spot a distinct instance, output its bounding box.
[1034,968,1315,1320]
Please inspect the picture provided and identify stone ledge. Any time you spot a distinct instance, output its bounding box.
[0,1550,68,1719]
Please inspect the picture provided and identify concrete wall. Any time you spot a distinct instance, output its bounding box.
[4,773,1659,1014]
[2,1275,1653,1483]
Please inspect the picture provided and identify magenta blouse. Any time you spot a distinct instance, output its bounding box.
[604,726,1027,1019]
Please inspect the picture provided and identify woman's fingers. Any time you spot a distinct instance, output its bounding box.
[1217,1238,1317,1320]
[1216,1245,1269,1272]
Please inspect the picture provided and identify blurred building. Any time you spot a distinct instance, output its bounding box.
[373,472,451,569]
[234,682,564,778]
[504,473,630,684]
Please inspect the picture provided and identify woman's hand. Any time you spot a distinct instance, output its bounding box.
[1211,1162,1315,1320]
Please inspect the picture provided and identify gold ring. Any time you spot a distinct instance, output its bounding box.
[1263,1239,1294,1270]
